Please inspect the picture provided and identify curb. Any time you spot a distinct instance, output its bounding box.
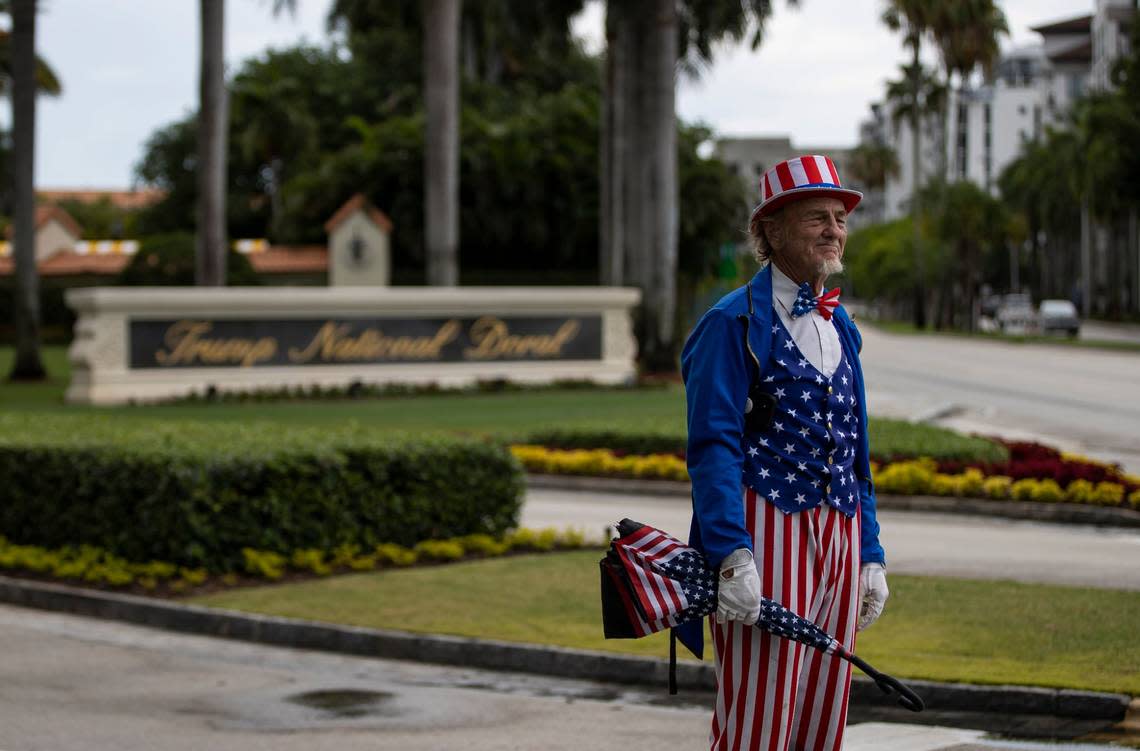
[0,574,1130,723]
[526,474,1140,528]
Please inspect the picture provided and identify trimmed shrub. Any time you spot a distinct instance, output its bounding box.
[454,534,509,557]
[375,543,417,567]
[1091,482,1125,507]
[0,414,523,573]
[871,459,936,496]
[1031,479,1064,503]
[413,539,466,562]
[1010,478,1039,501]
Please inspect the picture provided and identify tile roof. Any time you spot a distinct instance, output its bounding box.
[248,246,328,273]
[37,188,167,211]
[324,193,394,234]
[0,245,328,277]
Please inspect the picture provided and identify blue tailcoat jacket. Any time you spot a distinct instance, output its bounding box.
[675,264,884,658]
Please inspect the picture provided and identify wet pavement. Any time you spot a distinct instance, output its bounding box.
[0,603,1134,751]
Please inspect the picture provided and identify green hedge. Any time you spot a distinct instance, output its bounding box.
[0,414,523,572]
[523,418,1008,464]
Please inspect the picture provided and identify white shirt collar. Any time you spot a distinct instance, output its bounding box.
[771,264,806,315]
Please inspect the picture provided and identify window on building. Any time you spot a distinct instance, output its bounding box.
[754,163,765,176]
[1033,105,1042,140]
[983,103,993,189]
[956,102,969,180]
[727,163,739,176]
[1068,73,1084,100]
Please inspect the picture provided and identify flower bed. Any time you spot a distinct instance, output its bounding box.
[0,527,597,596]
[510,444,1140,511]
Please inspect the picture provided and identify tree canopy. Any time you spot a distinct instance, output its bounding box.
[132,9,745,286]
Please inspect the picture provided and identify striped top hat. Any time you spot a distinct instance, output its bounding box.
[751,155,862,221]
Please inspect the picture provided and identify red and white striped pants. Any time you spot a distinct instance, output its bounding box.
[709,488,861,751]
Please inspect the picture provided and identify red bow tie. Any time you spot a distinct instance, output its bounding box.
[792,284,841,321]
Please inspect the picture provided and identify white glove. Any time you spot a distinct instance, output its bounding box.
[857,562,888,631]
[716,548,762,625]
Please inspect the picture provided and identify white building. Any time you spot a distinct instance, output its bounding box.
[866,1,1134,222]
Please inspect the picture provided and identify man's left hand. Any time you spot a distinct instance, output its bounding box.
[857,562,888,631]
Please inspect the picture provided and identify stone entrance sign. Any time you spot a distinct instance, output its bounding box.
[65,286,640,405]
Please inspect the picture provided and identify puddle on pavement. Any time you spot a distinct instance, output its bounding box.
[286,689,397,719]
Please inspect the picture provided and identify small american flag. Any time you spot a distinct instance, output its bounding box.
[612,525,718,635]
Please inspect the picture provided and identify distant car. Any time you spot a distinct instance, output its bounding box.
[1038,299,1080,337]
[996,294,1037,335]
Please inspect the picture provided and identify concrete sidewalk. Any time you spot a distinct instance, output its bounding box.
[1,602,1124,751]
[0,574,1131,739]
[521,481,1140,591]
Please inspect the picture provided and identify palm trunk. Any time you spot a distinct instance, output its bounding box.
[424,0,461,287]
[197,0,228,286]
[625,7,651,294]
[909,44,926,328]
[1080,197,1091,318]
[1130,208,1139,315]
[8,0,45,380]
[643,0,678,370]
[600,6,628,286]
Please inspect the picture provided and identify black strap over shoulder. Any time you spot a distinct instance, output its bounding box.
[736,281,775,432]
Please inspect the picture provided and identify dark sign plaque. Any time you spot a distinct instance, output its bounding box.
[129,315,603,369]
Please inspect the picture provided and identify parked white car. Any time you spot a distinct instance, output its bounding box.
[1038,299,1081,337]
[995,294,1037,335]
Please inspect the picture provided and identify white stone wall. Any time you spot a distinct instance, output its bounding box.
[65,286,642,405]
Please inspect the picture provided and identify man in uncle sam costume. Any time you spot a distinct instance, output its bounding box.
[679,154,888,751]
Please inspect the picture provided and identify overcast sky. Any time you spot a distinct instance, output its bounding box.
[24,0,1090,188]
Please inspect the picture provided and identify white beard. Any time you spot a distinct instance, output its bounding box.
[820,257,844,277]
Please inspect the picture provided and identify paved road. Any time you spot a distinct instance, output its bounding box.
[521,487,1140,590]
[857,325,1140,474]
[0,605,1120,751]
[1080,320,1140,346]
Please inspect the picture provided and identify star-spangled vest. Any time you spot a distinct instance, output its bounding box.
[741,314,861,517]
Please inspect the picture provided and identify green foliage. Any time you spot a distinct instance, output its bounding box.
[523,428,685,457]
[290,549,333,576]
[523,419,1006,465]
[0,414,524,572]
[413,539,466,562]
[132,24,742,287]
[375,543,418,567]
[115,232,261,287]
[842,217,921,302]
[243,548,287,580]
[504,527,558,552]
[54,197,139,239]
[454,533,509,557]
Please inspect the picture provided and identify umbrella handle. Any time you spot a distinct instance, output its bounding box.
[844,653,925,713]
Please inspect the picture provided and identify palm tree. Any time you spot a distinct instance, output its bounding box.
[231,72,318,240]
[7,0,47,379]
[197,0,227,286]
[882,0,939,327]
[423,0,460,286]
[602,0,793,369]
[847,142,900,223]
[930,0,1007,179]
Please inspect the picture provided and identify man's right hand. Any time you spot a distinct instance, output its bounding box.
[716,548,762,624]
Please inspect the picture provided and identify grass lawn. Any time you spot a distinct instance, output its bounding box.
[191,551,1140,696]
[0,346,1002,461]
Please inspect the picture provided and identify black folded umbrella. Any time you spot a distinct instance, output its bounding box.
[600,518,923,712]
